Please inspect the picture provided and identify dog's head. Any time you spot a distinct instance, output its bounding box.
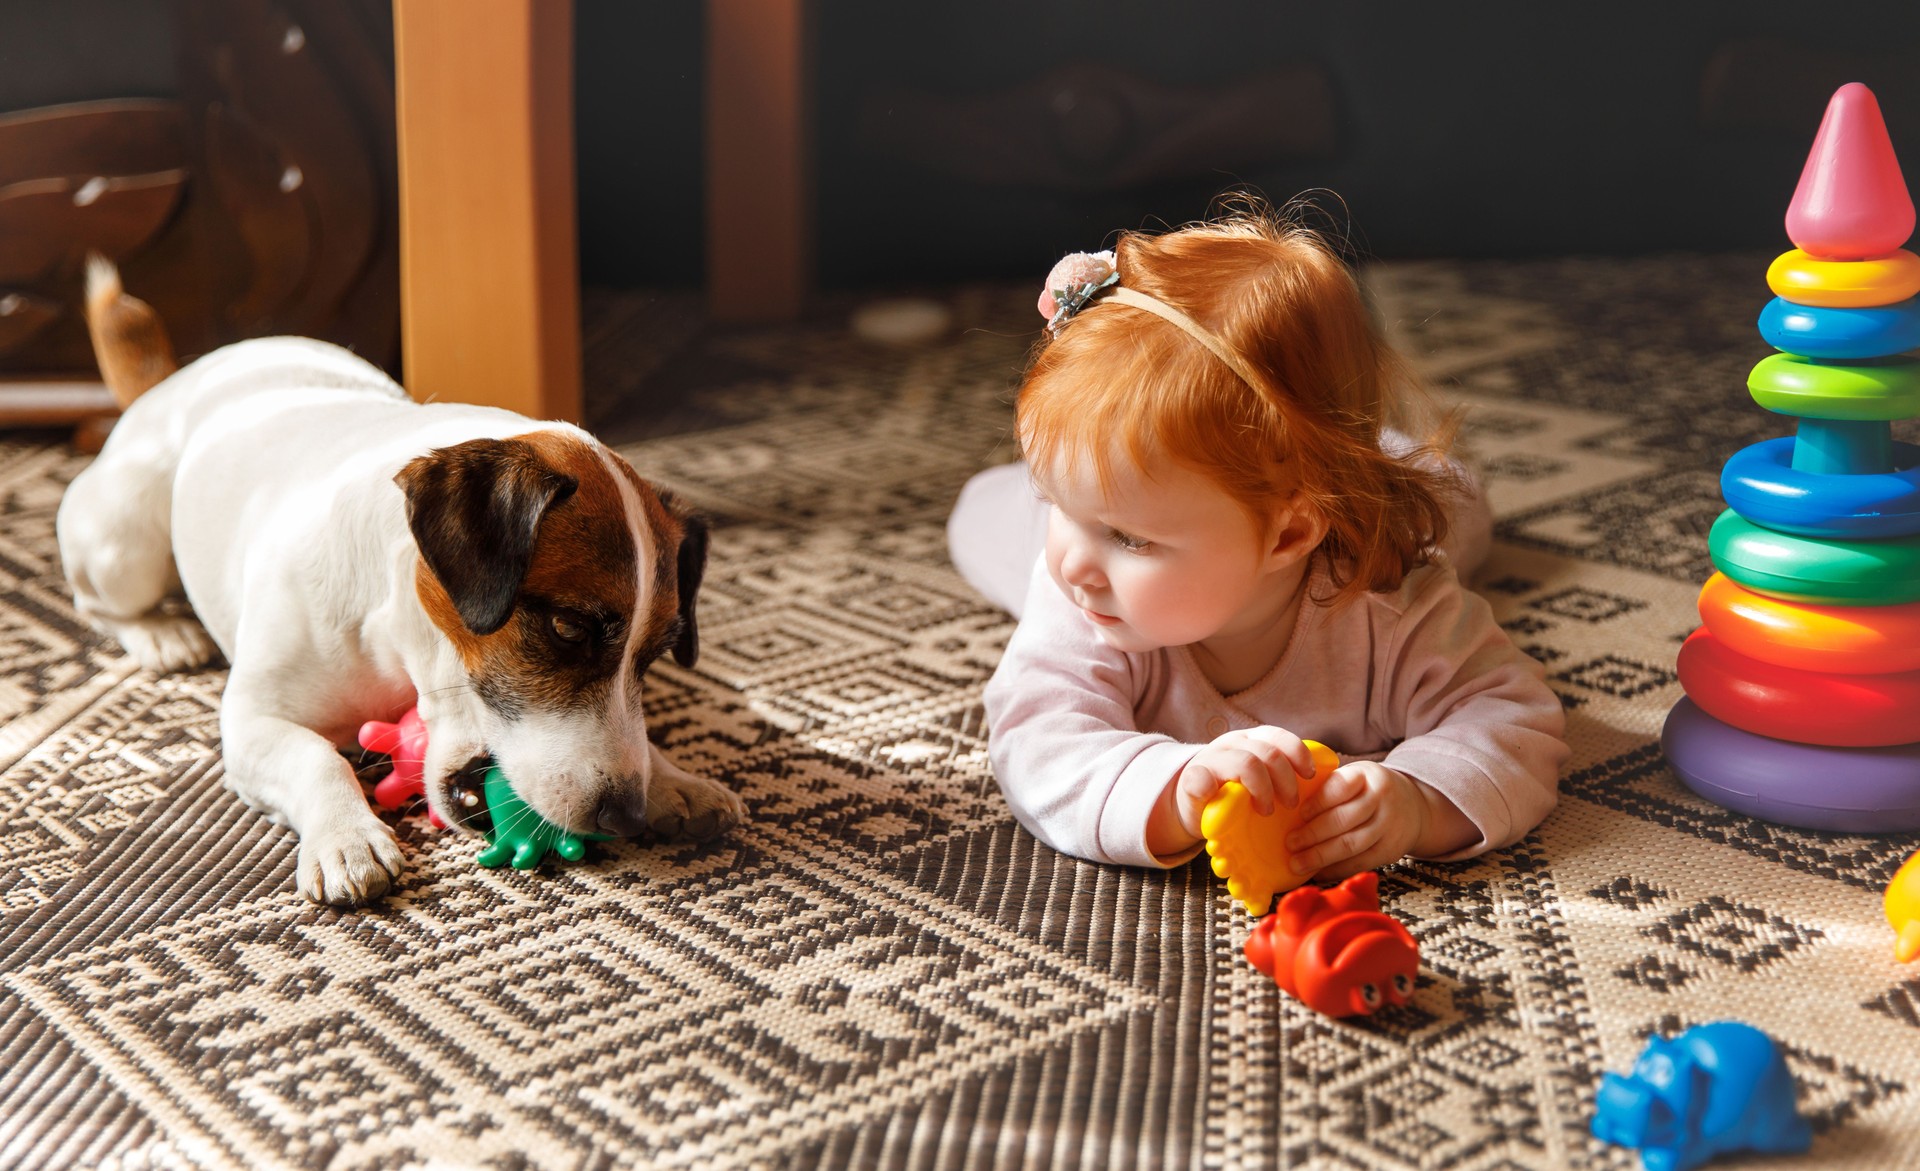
[394,431,708,838]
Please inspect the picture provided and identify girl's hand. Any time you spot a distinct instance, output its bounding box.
[1283,761,1430,880]
[1170,726,1318,840]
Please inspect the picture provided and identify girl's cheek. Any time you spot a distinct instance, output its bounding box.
[1118,564,1160,609]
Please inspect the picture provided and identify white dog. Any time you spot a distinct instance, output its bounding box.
[57,259,743,904]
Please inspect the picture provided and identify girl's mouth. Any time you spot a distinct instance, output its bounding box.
[1081,606,1120,626]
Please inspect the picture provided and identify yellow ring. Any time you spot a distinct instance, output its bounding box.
[1767,249,1920,308]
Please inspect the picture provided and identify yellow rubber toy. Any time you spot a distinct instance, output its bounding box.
[1201,740,1340,915]
[1888,851,1920,964]
[1766,248,1920,308]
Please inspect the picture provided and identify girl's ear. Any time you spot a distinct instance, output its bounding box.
[1265,495,1328,566]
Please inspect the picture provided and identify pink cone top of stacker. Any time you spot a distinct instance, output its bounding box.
[1786,83,1915,260]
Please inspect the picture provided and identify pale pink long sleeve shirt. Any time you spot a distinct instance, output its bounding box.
[982,556,1568,869]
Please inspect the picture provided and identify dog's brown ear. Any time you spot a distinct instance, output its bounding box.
[396,439,578,635]
[671,512,708,667]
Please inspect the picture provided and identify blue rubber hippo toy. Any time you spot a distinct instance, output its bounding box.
[1591,1022,1812,1171]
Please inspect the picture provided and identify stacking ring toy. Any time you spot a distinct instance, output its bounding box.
[1663,698,1920,832]
[1677,628,1920,747]
[1709,509,1920,604]
[1698,572,1920,674]
[1746,353,1920,420]
[1766,248,1920,308]
[1721,437,1920,538]
[1759,296,1920,359]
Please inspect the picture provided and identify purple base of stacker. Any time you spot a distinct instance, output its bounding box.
[1662,698,1920,833]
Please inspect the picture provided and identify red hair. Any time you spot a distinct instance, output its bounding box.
[1017,203,1461,607]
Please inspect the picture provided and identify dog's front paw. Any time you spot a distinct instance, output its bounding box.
[297,813,406,905]
[646,771,745,842]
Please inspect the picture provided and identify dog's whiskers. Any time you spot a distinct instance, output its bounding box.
[418,683,476,699]
[493,798,543,835]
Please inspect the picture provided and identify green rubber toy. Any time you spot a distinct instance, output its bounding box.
[475,765,611,870]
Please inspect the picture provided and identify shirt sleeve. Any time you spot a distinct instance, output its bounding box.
[1372,567,1570,859]
[982,557,1203,868]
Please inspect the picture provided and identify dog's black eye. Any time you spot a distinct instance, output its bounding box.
[550,613,589,644]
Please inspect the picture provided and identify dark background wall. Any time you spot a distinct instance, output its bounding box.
[579,0,1920,288]
[10,2,1919,293]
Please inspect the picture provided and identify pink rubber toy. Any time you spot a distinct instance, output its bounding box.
[357,706,446,828]
[1786,82,1915,260]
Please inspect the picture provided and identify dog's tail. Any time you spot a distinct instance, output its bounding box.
[84,253,178,410]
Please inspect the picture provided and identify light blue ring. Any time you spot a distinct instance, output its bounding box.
[1722,437,1920,538]
[1759,296,1920,360]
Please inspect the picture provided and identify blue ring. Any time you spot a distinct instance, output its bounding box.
[1759,296,1920,359]
[1663,698,1920,833]
[1722,437,1920,537]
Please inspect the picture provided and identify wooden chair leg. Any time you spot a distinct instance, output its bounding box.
[707,0,809,323]
[392,0,582,421]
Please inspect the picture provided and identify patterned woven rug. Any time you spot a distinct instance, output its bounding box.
[3,259,1917,1171]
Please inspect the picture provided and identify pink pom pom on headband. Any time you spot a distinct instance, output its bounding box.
[1039,250,1118,332]
[1036,248,1262,389]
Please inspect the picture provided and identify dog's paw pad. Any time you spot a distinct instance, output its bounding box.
[297,818,406,905]
[112,615,217,673]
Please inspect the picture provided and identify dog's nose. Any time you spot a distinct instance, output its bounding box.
[596,794,649,837]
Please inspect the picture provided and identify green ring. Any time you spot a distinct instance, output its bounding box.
[1747,353,1920,421]
[1710,509,1920,604]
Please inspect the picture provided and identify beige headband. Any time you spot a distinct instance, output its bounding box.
[1104,286,1263,391]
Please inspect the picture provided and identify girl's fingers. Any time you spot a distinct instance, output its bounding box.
[1285,792,1371,853]
[1245,727,1314,778]
[1206,748,1280,816]
[1292,767,1363,823]
[1239,737,1305,807]
[1178,764,1224,810]
[1232,755,1280,817]
[1175,766,1220,837]
[1183,753,1273,816]
[1255,758,1294,813]
[1312,848,1389,883]
[1174,785,1197,834]
[1290,815,1383,876]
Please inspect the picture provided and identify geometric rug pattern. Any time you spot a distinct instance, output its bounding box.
[2,261,1917,1169]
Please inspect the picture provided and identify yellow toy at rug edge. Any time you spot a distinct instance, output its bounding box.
[1201,740,1341,915]
[1887,851,1920,963]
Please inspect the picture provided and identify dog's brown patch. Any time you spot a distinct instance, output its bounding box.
[412,432,689,716]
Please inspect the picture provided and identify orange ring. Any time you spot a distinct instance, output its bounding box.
[1767,248,1920,308]
[1698,572,1920,674]
[1678,628,1920,747]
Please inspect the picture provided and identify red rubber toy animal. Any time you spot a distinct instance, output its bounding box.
[1244,872,1418,1018]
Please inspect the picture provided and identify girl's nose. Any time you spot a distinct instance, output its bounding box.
[1059,539,1103,588]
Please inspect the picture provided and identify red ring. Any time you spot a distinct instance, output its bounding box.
[1678,628,1920,747]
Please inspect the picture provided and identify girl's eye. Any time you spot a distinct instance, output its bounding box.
[550,614,590,644]
[1107,529,1150,551]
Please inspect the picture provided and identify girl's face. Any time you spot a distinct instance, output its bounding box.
[1036,448,1306,654]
